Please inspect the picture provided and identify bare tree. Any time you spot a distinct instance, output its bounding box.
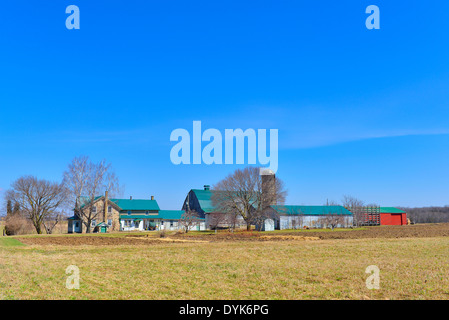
[341,195,365,227]
[402,206,449,224]
[63,156,122,233]
[212,167,287,231]
[42,212,63,234]
[319,213,346,230]
[290,215,304,230]
[179,210,201,233]
[5,176,67,234]
[208,212,236,233]
[319,201,346,230]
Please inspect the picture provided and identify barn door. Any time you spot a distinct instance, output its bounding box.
[391,214,402,225]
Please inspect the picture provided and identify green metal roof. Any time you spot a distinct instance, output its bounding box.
[119,210,204,220]
[120,215,160,220]
[380,207,405,214]
[120,210,182,220]
[79,195,160,211]
[191,189,216,213]
[110,198,160,211]
[191,188,259,213]
[271,205,353,216]
[79,196,102,208]
[96,222,109,227]
[158,210,186,220]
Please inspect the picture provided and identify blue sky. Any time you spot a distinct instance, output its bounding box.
[0,1,448,210]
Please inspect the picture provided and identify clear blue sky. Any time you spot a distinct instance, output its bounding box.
[0,1,448,210]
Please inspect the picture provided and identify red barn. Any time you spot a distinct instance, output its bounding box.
[380,207,407,225]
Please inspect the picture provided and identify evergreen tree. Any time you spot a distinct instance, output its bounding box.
[12,202,20,215]
[6,200,12,216]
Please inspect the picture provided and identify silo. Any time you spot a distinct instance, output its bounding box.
[260,168,276,208]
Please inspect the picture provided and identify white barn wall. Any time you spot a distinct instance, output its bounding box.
[279,215,353,230]
[120,219,206,232]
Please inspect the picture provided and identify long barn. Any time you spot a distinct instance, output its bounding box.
[269,205,354,230]
[181,185,356,230]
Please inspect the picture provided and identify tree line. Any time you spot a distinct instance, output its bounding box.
[398,206,449,224]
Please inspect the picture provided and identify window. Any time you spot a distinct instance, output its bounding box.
[92,206,97,214]
[91,220,96,227]
[161,220,164,225]
[107,219,112,226]
[108,206,112,213]
[170,221,173,227]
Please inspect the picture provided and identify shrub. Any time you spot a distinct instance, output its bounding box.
[4,214,35,235]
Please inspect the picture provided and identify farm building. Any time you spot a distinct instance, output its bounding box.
[68,192,206,233]
[67,180,406,233]
[120,209,206,232]
[181,185,247,229]
[182,185,214,219]
[181,185,355,230]
[268,205,354,230]
[346,206,407,226]
[380,207,407,225]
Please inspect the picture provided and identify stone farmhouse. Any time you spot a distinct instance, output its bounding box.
[68,191,206,233]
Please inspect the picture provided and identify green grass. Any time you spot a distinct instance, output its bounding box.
[0,237,25,247]
[13,231,150,238]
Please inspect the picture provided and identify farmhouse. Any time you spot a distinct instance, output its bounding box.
[68,192,206,233]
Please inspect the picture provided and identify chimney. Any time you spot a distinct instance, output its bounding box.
[151,195,154,200]
[204,185,210,191]
[130,196,132,200]
[104,190,109,222]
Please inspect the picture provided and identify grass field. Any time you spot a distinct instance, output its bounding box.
[0,237,25,247]
[1,225,449,300]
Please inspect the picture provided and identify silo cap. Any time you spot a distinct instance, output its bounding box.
[260,168,275,175]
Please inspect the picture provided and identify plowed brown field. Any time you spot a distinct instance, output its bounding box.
[15,223,449,246]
